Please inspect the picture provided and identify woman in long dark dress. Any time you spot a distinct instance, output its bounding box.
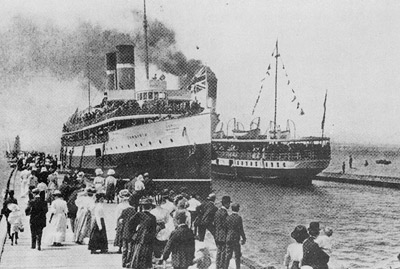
[88,193,108,254]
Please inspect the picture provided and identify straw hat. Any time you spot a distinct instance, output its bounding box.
[118,189,131,199]
[53,190,62,197]
[40,167,47,173]
[7,203,20,212]
[37,182,47,192]
[137,175,144,181]
[32,188,40,194]
[107,169,115,176]
[77,171,85,178]
[95,168,103,176]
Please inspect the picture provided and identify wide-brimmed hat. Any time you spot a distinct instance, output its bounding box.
[207,193,216,200]
[107,169,115,176]
[53,190,62,197]
[95,168,103,176]
[7,203,20,212]
[291,225,309,243]
[85,187,96,196]
[137,175,144,181]
[144,172,149,177]
[32,188,40,194]
[308,222,320,235]
[140,197,154,206]
[40,167,47,173]
[77,171,85,178]
[118,189,131,199]
[37,182,47,192]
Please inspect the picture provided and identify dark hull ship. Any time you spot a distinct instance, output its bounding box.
[60,3,218,179]
[211,41,331,185]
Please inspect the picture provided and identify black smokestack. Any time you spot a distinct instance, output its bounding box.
[116,44,135,90]
[105,52,116,91]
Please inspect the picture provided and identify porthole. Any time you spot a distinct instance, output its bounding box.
[271,162,274,167]
[159,140,162,144]
[149,142,152,145]
[140,143,143,146]
[265,162,268,167]
[135,144,138,147]
[277,163,279,168]
[245,161,248,166]
[128,145,130,148]
[170,139,174,142]
[250,162,252,166]
[283,163,286,167]
[255,162,258,167]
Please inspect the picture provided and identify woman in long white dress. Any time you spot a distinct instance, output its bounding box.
[74,187,96,244]
[93,168,105,193]
[46,190,68,246]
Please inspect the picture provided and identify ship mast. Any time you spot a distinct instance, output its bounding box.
[273,40,279,138]
[143,0,149,80]
[87,59,91,113]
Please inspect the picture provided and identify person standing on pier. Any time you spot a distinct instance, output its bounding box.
[302,222,329,269]
[225,203,246,269]
[114,189,132,253]
[88,193,108,254]
[2,190,18,240]
[196,193,217,242]
[126,198,157,268]
[159,211,195,269]
[215,196,231,269]
[20,167,31,198]
[25,188,48,251]
[342,162,346,174]
[93,169,105,193]
[47,190,68,246]
[105,169,117,203]
[74,187,96,244]
[283,225,309,269]
[349,155,353,169]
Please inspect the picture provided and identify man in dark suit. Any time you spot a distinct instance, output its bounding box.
[25,188,48,251]
[159,211,195,269]
[196,193,218,242]
[302,222,329,269]
[126,198,157,269]
[225,203,246,269]
[214,196,231,269]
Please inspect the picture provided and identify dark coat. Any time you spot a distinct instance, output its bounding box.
[214,207,229,242]
[162,224,195,268]
[225,213,246,243]
[120,207,137,241]
[302,237,329,269]
[197,200,217,226]
[127,211,157,269]
[25,196,48,229]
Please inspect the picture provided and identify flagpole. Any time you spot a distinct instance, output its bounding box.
[321,89,328,138]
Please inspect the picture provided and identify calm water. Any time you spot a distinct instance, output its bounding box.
[211,144,400,269]
[2,143,400,268]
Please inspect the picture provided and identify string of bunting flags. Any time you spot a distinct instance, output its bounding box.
[251,45,305,116]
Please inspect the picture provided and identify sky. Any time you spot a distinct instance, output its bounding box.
[1,0,400,152]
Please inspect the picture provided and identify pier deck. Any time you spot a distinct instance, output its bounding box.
[316,171,400,188]
[0,170,256,269]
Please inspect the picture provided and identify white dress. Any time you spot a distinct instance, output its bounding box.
[46,198,68,244]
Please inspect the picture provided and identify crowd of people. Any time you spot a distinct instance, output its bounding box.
[283,222,333,269]
[63,97,204,133]
[2,156,337,269]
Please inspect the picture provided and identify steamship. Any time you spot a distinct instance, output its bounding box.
[211,41,330,185]
[60,5,217,179]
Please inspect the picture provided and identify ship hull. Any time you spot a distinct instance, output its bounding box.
[211,158,330,185]
[62,113,212,179]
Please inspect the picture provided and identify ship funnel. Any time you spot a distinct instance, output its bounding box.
[116,45,135,90]
[105,52,117,91]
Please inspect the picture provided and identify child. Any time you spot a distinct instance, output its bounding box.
[7,203,23,245]
[315,226,333,254]
[193,246,212,269]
